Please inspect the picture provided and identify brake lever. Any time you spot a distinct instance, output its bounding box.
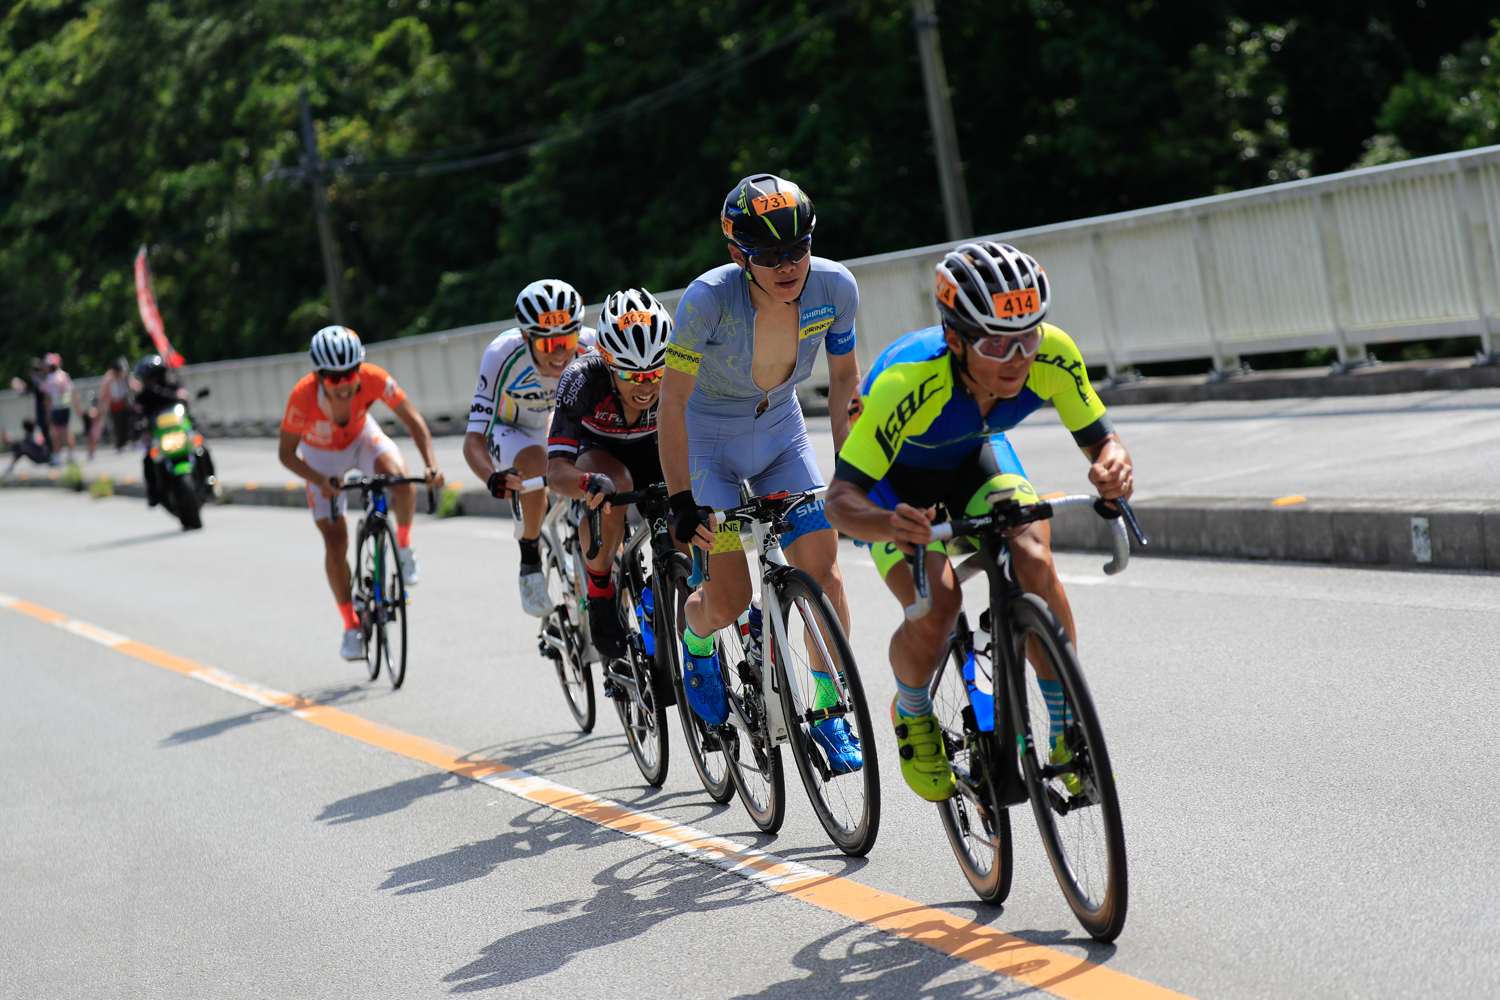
[1115,498,1148,546]
[903,548,932,620]
[586,502,603,560]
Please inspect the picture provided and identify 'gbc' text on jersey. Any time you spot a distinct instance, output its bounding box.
[874,373,941,461]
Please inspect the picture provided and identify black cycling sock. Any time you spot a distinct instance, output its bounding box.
[518,537,540,567]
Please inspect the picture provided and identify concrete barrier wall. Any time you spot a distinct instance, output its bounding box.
[10,143,1500,434]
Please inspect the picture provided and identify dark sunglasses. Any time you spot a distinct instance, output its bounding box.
[739,237,812,268]
[319,368,360,384]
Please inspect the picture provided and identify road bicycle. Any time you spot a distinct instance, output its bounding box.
[526,478,600,733]
[340,474,434,689]
[908,491,1145,942]
[694,484,881,857]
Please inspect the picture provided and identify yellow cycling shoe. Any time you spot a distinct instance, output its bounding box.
[891,699,956,802]
[1050,733,1084,796]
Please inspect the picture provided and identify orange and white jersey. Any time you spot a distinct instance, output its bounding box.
[281,363,406,452]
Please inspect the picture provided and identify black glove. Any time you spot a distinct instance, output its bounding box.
[487,467,520,499]
[580,472,616,498]
[669,489,714,544]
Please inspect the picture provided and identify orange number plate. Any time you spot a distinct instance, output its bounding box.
[935,273,958,307]
[752,191,794,215]
[616,310,652,330]
[538,309,572,328]
[992,288,1040,319]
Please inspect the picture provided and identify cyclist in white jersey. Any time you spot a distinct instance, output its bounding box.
[464,279,596,616]
[660,174,863,771]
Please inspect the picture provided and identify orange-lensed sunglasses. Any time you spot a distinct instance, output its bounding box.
[531,332,579,353]
[615,367,665,385]
[319,368,360,384]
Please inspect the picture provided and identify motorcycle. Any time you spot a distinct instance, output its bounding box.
[145,388,216,530]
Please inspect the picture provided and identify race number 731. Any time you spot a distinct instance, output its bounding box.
[753,191,795,215]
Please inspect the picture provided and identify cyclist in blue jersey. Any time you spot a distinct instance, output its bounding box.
[659,174,863,771]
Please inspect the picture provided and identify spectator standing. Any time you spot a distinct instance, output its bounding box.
[42,353,75,465]
[9,358,53,458]
[95,357,137,453]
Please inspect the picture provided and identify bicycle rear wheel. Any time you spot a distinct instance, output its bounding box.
[376,521,408,689]
[931,625,1012,904]
[1007,593,1127,941]
[354,521,380,682]
[539,531,594,732]
[772,570,880,857]
[659,552,733,802]
[718,622,785,834]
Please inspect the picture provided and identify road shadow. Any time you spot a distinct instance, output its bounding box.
[159,683,371,749]
[75,528,185,552]
[438,825,766,993]
[318,771,469,826]
[726,920,1063,1000]
[380,804,619,898]
[467,731,630,777]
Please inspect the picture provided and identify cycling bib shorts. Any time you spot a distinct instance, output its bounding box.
[298,419,402,522]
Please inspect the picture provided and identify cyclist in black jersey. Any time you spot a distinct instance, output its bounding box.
[547,289,673,657]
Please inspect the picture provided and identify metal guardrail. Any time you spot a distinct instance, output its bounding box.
[9,144,1500,435]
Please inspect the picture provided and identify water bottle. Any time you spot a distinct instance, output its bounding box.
[637,586,655,657]
[964,611,995,732]
[747,598,763,666]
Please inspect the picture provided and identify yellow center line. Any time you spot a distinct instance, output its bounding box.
[2,590,1196,1000]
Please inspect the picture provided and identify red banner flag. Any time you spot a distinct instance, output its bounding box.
[134,246,185,368]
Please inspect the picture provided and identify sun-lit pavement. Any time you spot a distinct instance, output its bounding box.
[4,487,1499,998]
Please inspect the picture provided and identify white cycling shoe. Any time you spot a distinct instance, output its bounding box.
[398,547,419,587]
[340,628,365,661]
[519,567,550,618]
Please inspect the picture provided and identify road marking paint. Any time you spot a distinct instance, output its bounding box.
[1272,494,1306,506]
[1057,573,1110,587]
[6,594,1195,1000]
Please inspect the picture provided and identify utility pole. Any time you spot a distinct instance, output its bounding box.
[911,0,974,241]
[299,87,347,326]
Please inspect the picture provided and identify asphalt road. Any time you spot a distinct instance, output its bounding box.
[4,487,1498,999]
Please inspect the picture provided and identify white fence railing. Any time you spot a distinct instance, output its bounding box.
[9,143,1500,434]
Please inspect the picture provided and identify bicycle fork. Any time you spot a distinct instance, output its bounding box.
[981,535,1032,809]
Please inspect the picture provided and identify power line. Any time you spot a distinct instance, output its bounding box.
[265,0,863,185]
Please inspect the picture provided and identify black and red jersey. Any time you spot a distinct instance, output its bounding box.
[547,353,658,459]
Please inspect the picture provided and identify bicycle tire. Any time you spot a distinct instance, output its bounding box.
[614,559,669,786]
[377,521,408,689]
[930,628,1013,904]
[718,622,785,834]
[772,570,880,857]
[354,522,381,682]
[659,552,733,802]
[538,530,595,732]
[1006,593,1128,942]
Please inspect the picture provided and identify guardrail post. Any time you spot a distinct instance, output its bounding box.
[1191,213,1237,375]
[1315,193,1360,368]
[1452,160,1497,360]
[1088,232,1125,379]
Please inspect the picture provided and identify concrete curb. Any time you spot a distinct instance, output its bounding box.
[1049,496,1500,571]
[1095,358,1500,406]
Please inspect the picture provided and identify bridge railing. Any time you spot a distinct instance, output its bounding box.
[9,144,1500,435]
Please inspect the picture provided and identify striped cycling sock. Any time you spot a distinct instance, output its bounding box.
[1037,678,1067,740]
[895,679,932,719]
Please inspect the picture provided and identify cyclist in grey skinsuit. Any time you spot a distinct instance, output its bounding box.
[658,174,864,772]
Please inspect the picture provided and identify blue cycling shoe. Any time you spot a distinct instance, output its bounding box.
[683,645,729,725]
[811,717,863,774]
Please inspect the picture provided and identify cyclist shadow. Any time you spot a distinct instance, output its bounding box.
[316,771,469,826]
[467,731,631,777]
[157,684,370,749]
[379,804,623,899]
[439,833,766,993]
[728,919,1111,999]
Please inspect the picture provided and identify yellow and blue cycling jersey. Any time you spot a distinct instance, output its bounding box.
[835,323,1112,578]
[834,323,1111,490]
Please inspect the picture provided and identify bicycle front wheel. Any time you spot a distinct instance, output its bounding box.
[616,569,669,786]
[718,622,785,834]
[931,628,1012,904]
[354,522,380,682]
[377,522,408,689]
[539,531,594,732]
[772,570,880,857]
[1008,593,1127,941]
[659,553,733,802]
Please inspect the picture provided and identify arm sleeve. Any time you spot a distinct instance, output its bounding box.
[824,265,858,357]
[1033,327,1114,447]
[547,364,588,459]
[666,281,714,376]
[467,339,507,436]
